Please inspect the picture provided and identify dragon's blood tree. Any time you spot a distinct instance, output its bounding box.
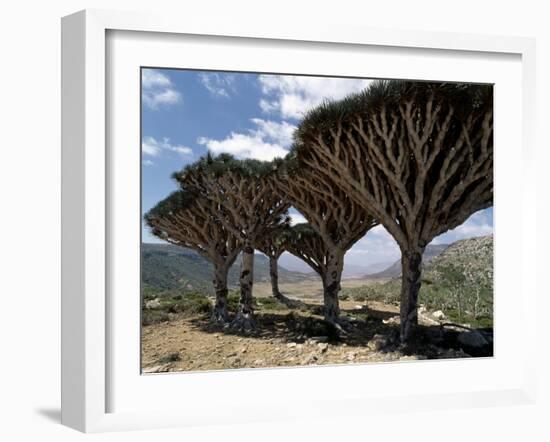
[293,80,493,342]
[282,223,330,278]
[274,161,378,327]
[144,190,242,323]
[174,154,289,331]
[255,225,295,306]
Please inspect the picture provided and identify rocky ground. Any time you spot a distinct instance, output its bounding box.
[141,297,492,373]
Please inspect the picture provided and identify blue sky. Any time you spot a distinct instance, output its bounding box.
[141,68,493,269]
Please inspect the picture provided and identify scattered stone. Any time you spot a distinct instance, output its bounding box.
[457,330,488,348]
[367,334,387,351]
[382,316,400,325]
[432,310,446,320]
[287,342,297,348]
[318,343,329,352]
[346,352,356,361]
[354,305,364,310]
[145,364,171,373]
[145,298,161,309]
[240,347,247,354]
[309,336,329,344]
[253,359,265,365]
[399,355,428,361]
[227,352,237,357]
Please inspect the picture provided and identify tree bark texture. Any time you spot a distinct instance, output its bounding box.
[291,84,493,342]
[400,250,423,343]
[231,242,256,331]
[323,250,344,323]
[211,264,229,323]
[269,255,281,298]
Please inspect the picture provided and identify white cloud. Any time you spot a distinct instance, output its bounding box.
[258,75,373,119]
[250,118,295,147]
[142,69,181,110]
[343,209,493,267]
[198,73,236,97]
[197,118,296,161]
[143,159,155,166]
[347,225,401,264]
[142,136,193,158]
[142,70,172,89]
[432,210,493,245]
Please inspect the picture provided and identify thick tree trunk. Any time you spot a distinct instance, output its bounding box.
[211,263,229,323]
[323,250,344,324]
[269,254,298,308]
[269,255,281,298]
[231,241,256,331]
[400,249,423,343]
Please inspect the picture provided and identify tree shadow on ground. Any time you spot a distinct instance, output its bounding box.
[186,303,493,358]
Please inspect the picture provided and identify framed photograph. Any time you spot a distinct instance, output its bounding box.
[61,9,537,433]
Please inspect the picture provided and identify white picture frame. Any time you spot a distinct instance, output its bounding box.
[61,9,537,433]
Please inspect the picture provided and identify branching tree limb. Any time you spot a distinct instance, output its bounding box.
[255,225,297,306]
[293,81,493,342]
[174,154,289,331]
[273,161,378,325]
[144,190,242,323]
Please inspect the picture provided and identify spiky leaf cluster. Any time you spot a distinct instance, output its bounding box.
[173,153,289,245]
[291,79,493,250]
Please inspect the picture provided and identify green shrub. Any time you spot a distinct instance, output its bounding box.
[141,291,211,324]
[142,309,170,326]
[256,297,285,310]
[227,291,240,313]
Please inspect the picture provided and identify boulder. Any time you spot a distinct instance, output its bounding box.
[457,330,488,348]
[145,298,161,309]
[432,310,446,320]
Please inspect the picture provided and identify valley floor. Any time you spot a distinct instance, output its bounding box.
[141,294,487,374]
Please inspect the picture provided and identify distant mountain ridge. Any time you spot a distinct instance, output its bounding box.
[365,243,450,279]
[343,235,493,327]
[142,243,312,294]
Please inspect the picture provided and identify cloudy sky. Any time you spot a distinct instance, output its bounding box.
[141,68,493,270]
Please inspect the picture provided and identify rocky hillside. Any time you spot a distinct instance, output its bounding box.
[142,243,311,295]
[424,235,493,287]
[342,235,493,327]
[366,243,449,279]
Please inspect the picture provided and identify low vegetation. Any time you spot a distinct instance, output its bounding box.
[341,236,493,328]
[142,288,289,326]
